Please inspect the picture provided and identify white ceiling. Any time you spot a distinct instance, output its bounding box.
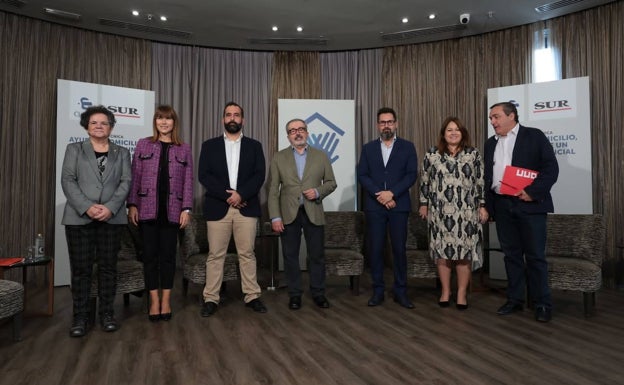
[0,0,617,51]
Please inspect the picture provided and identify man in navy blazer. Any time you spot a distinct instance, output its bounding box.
[358,107,418,309]
[484,102,558,322]
[198,102,267,316]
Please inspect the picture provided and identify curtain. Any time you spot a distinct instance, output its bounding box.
[0,12,150,258]
[546,3,624,286]
[151,43,273,211]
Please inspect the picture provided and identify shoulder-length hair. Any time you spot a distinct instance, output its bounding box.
[152,105,182,145]
[436,116,471,155]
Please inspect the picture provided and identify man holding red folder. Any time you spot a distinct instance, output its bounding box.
[484,102,559,322]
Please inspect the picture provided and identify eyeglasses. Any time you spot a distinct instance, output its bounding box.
[287,127,307,135]
[378,120,395,126]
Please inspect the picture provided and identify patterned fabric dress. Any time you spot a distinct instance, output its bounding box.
[419,146,485,269]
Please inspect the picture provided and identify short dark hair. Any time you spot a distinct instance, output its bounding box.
[223,101,244,118]
[377,107,396,122]
[285,118,307,132]
[437,116,471,155]
[80,105,116,130]
[490,102,519,123]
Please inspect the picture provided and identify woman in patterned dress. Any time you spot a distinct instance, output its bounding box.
[418,117,489,310]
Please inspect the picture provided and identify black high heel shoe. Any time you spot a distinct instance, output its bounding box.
[148,313,160,322]
[438,294,451,308]
[160,312,172,321]
[456,293,469,310]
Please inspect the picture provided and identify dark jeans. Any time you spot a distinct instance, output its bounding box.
[494,196,551,308]
[280,207,325,298]
[366,210,409,297]
[140,221,179,290]
[65,222,122,317]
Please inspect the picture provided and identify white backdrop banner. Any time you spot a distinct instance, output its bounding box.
[277,99,356,210]
[487,77,592,214]
[55,79,154,286]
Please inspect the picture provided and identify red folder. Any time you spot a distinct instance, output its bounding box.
[0,257,25,267]
[500,166,538,195]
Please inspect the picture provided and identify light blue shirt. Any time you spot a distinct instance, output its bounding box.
[380,136,396,167]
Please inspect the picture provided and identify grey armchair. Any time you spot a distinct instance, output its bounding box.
[406,212,438,280]
[546,214,604,316]
[324,211,365,295]
[179,213,239,297]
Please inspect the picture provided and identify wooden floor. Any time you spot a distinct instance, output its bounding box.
[1,269,624,385]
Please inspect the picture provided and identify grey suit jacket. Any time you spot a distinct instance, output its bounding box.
[61,140,132,225]
[267,146,337,226]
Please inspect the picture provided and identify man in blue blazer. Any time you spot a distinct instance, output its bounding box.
[198,102,267,317]
[484,102,559,322]
[358,107,418,309]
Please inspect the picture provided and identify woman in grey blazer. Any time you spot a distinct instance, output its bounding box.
[61,105,131,337]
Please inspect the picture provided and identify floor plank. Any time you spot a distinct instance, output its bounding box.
[1,270,624,385]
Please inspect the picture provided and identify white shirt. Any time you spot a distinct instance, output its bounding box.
[224,132,242,190]
[492,123,519,193]
[380,135,396,167]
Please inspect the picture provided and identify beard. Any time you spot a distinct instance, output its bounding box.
[224,121,242,134]
[380,128,394,141]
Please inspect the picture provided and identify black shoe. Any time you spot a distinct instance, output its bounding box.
[313,295,330,308]
[200,301,218,317]
[367,294,384,307]
[289,296,301,310]
[69,316,88,338]
[246,298,268,313]
[100,313,119,332]
[160,312,172,321]
[148,314,160,322]
[393,295,415,309]
[496,301,523,315]
[456,303,469,311]
[535,306,552,322]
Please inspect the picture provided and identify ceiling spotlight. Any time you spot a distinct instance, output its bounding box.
[429,13,436,20]
[132,10,139,16]
[160,16,167,21]
[401,17,408,23]
[272,26,278,31]
[296,26,303,32]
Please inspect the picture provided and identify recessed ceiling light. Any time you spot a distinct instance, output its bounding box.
[402,17,409,23]
[429,13,436,20]
[160,16,167,21]
[272,26,278,31]
[132,10,139,16]
[296,26,303,32]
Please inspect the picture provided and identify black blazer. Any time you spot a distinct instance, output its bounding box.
[198,135,265,220]
[484,125,559,218]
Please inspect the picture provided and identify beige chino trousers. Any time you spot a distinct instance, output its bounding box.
[203,207,261,304]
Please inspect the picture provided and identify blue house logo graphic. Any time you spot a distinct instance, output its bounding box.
[304,112,345,164]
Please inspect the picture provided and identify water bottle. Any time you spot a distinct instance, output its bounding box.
[35,233,45,259]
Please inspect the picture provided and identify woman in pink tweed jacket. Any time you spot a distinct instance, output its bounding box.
[127,105,193,322]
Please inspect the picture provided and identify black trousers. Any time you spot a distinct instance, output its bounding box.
[65,222,122,317]
[280,207,325,298]
[140,221,179,290]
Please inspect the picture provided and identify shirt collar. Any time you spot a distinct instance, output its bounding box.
[223,132,243,143]
[495,123,519,140]
[378,135,397,143]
